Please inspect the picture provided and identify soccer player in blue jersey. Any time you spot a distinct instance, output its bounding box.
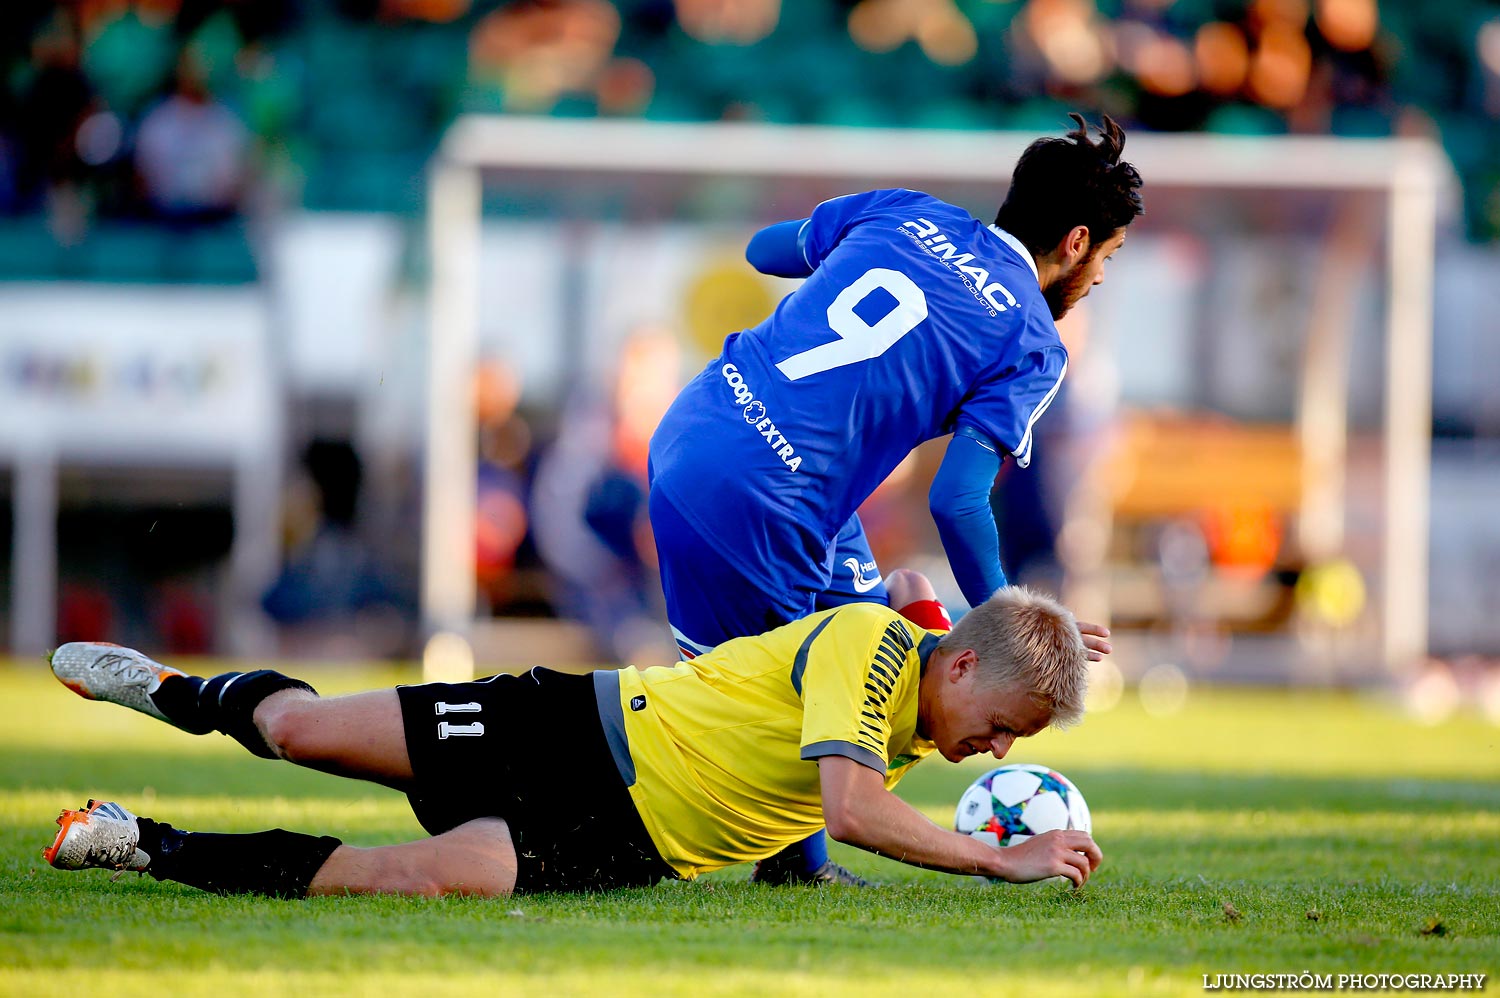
[647,114,1144,885]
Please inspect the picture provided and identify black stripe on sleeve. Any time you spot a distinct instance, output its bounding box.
[849,620,918,764]
[789,615,836,696]
[877,638,905,666]
[873,647,904,678]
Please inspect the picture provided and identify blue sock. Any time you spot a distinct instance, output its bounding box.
[798,830,829,874]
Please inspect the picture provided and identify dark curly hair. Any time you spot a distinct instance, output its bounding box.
[994,113,1144,257]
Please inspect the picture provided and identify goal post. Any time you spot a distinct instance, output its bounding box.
[422,115,1454,675]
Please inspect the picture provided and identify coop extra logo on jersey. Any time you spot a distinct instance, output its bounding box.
[721,363,802,472]
[900,218,1018,316]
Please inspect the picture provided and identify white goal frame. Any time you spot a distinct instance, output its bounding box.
[422,116,1454,674]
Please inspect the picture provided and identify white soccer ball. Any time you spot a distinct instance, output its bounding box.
[953,763,1091,849]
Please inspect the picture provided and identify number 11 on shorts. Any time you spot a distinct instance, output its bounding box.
[435,701,483,739]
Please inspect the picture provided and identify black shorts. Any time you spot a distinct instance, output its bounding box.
[397,668,676,894]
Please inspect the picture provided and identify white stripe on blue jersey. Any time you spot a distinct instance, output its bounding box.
[1011,358,1067,468]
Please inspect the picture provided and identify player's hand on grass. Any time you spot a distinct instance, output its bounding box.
[993,829,1103,887]
[1078,621,1112,662]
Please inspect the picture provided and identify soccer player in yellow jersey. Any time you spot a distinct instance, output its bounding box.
[43,584,1101,897]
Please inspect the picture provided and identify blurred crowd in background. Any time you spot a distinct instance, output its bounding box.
[2,0,1500,255]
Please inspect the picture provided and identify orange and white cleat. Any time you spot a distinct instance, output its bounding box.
[49,643,189,728]
[44,800,150,874]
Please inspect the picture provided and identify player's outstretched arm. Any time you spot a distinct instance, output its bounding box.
[817,755,1101,886]
[929,431,1008,608]
[928,433,1114,659]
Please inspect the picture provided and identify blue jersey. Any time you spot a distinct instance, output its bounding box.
[649,188,1067,593]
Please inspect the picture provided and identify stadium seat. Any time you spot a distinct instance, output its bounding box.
[177,226,258,284]
[77,225,170,284]
[0,219,63,281]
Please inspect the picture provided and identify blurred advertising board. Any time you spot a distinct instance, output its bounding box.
[0,285,276,462]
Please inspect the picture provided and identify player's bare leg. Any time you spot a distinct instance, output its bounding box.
[885,568,938,612]
[309,817,518,897]
[886,568,953,630]
[45,674,490,898]
[253,688,413,790]
[46,801,519,899]
[44,797,343,898]
[51,642,414,787]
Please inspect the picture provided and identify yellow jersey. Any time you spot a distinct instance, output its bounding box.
[592,602,942,879]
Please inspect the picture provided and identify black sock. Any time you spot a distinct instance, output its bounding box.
[196,670,318,759]
[148,675,214,734]
[137,817,342,899]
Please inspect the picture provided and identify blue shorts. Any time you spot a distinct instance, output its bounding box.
[649,491,888,657]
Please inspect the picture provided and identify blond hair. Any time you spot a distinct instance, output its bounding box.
[938,586,1089,727]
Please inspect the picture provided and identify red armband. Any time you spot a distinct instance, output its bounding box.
[897,599,952,632]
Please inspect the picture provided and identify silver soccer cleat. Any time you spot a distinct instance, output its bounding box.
[44,799,150,874]
[49,642,188,728]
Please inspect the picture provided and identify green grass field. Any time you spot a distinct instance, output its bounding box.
[1,660,1496,997]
